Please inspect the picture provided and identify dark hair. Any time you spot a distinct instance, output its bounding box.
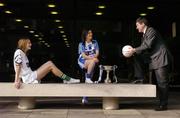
[136,17,149,26]
[81,28,93,45]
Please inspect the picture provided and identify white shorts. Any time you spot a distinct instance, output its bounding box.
[22,71,39,84]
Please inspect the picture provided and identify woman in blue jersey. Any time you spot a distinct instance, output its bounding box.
[78,29,99,83]
[78,29,99,104]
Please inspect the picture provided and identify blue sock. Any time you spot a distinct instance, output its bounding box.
[86,73,92,79]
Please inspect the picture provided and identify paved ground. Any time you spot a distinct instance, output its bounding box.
[0,91,180,118]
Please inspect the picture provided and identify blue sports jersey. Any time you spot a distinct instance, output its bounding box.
[78,40,99,68]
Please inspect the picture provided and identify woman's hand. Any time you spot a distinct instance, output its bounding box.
[14,81,22,89]
[92,57,99,63]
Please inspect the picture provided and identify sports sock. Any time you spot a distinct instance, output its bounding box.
[85,77,91,80]
[61,74,70,81]
[86,73,92,79]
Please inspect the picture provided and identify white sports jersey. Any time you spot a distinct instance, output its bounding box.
[13,49,33,79]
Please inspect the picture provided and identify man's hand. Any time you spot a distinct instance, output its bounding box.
[129,48,136,54]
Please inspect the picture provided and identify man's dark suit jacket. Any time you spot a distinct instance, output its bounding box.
[135,27,172,70]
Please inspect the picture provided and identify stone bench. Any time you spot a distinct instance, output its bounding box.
[0,83,156,110]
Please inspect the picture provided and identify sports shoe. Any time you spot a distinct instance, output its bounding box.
[32,79,41,84]
[131,79,143,84]
[63,78,80,84]
[85,79,93,83]
[155,105,168,111]
[82,97,88,104]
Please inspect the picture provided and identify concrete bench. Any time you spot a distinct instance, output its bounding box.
[0,83,156,110]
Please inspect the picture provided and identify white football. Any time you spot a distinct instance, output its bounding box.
[122,45,133,58]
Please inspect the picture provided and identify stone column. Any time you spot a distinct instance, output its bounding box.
[18,97,36,110]
[103,97,119,110]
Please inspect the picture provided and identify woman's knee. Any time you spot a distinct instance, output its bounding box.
[46,60,55,68]
[47,60,53,65]
[90,59,98,65]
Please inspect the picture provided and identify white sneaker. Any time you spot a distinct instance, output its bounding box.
[63,78,80,84]
[82,97,88,104]
[32,79,41,84]
[85,79,93,83]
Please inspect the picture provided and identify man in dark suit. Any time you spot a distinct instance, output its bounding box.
[130,17,172,111]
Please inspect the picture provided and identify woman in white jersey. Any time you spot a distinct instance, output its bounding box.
[78,29,99,104]
[14,38,79,89]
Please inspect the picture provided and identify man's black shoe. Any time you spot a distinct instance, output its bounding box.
[155,105,168,111]
[131,79,143,84]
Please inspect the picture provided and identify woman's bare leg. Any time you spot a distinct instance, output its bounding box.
[36,60,80,83]
[36,61,63,80]
[82,59,98,103]
[85,59,98,74]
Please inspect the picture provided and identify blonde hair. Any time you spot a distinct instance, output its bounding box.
[17,38,30,52]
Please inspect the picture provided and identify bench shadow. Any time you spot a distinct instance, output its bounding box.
[35,98,102,109]
[35,97,180,110]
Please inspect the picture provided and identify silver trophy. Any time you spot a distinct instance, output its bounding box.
[98,65,118,83]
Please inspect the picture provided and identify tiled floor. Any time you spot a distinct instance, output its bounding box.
[0,91,180,118]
